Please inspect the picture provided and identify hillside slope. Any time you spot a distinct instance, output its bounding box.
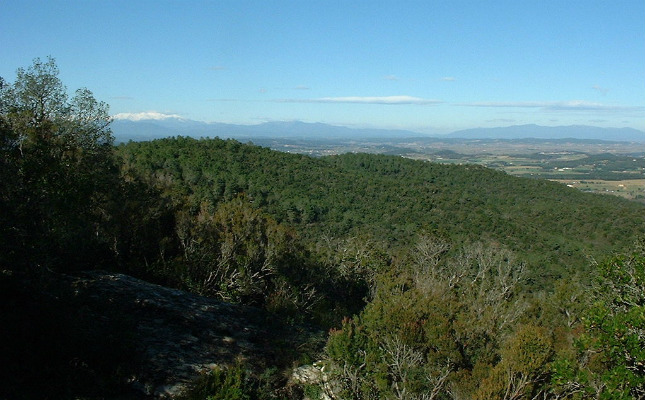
[118,137,645,281]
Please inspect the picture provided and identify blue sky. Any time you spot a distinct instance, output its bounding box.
[2,0,644,133]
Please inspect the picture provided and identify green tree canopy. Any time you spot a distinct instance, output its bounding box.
[0,57,117,271]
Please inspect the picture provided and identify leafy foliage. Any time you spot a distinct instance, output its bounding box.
[0,57,118,271]
[474,324,554,400]
[181,364,303,400]
[3,58,645,399]
[323,239,547,399]
[181,364,252,400]
[117,136,645,285]
[551,246,645,399]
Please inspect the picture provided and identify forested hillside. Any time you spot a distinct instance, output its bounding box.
[3,59,645,399]
[118,136,645,283]
[113,137,645,399]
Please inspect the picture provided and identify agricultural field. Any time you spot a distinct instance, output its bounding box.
[551,179,645,201]
[410,149,645,201]
[414,153,644,201]
[254,137,645,201]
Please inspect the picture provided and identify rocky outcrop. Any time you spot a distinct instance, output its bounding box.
[63,271,321,398]
[290,362,336,400]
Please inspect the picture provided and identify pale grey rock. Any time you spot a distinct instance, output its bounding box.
[291,364,323,385]
[290,362,338,400]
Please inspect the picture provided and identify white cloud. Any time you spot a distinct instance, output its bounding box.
[459,101,548,108]
[543,101,610,111]
[294,85,310,90]
[112,111,184,121]
[441,77,456,81]
[545,101,643,112]
[383,75,400,81]
[278,96,442,105]
[458,100,644,113]
[208,65,227,71]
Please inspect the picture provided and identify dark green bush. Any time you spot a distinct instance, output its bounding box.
[182,364,252,400]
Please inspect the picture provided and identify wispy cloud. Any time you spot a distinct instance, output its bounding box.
[208,65,227,71]
[459,101,549,108]
[486,118,516,123]
[277,96,442,105]
[592,85,609,95]
[113,111,184,121]
[383,75,400,81]
[545,101,643,112]
[441,77,456,81]
[459,100,643,113]
[206,98,239,102]
[294,85,310,90]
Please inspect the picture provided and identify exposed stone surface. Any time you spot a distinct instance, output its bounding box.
[63,271,319,398]
[291,364,323,384]
[290,362,337,400]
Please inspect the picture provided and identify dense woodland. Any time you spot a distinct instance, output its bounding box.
[2,59,645,399]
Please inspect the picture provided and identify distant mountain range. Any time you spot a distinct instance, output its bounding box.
[111,119,422,142]
[111,117,645,143]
